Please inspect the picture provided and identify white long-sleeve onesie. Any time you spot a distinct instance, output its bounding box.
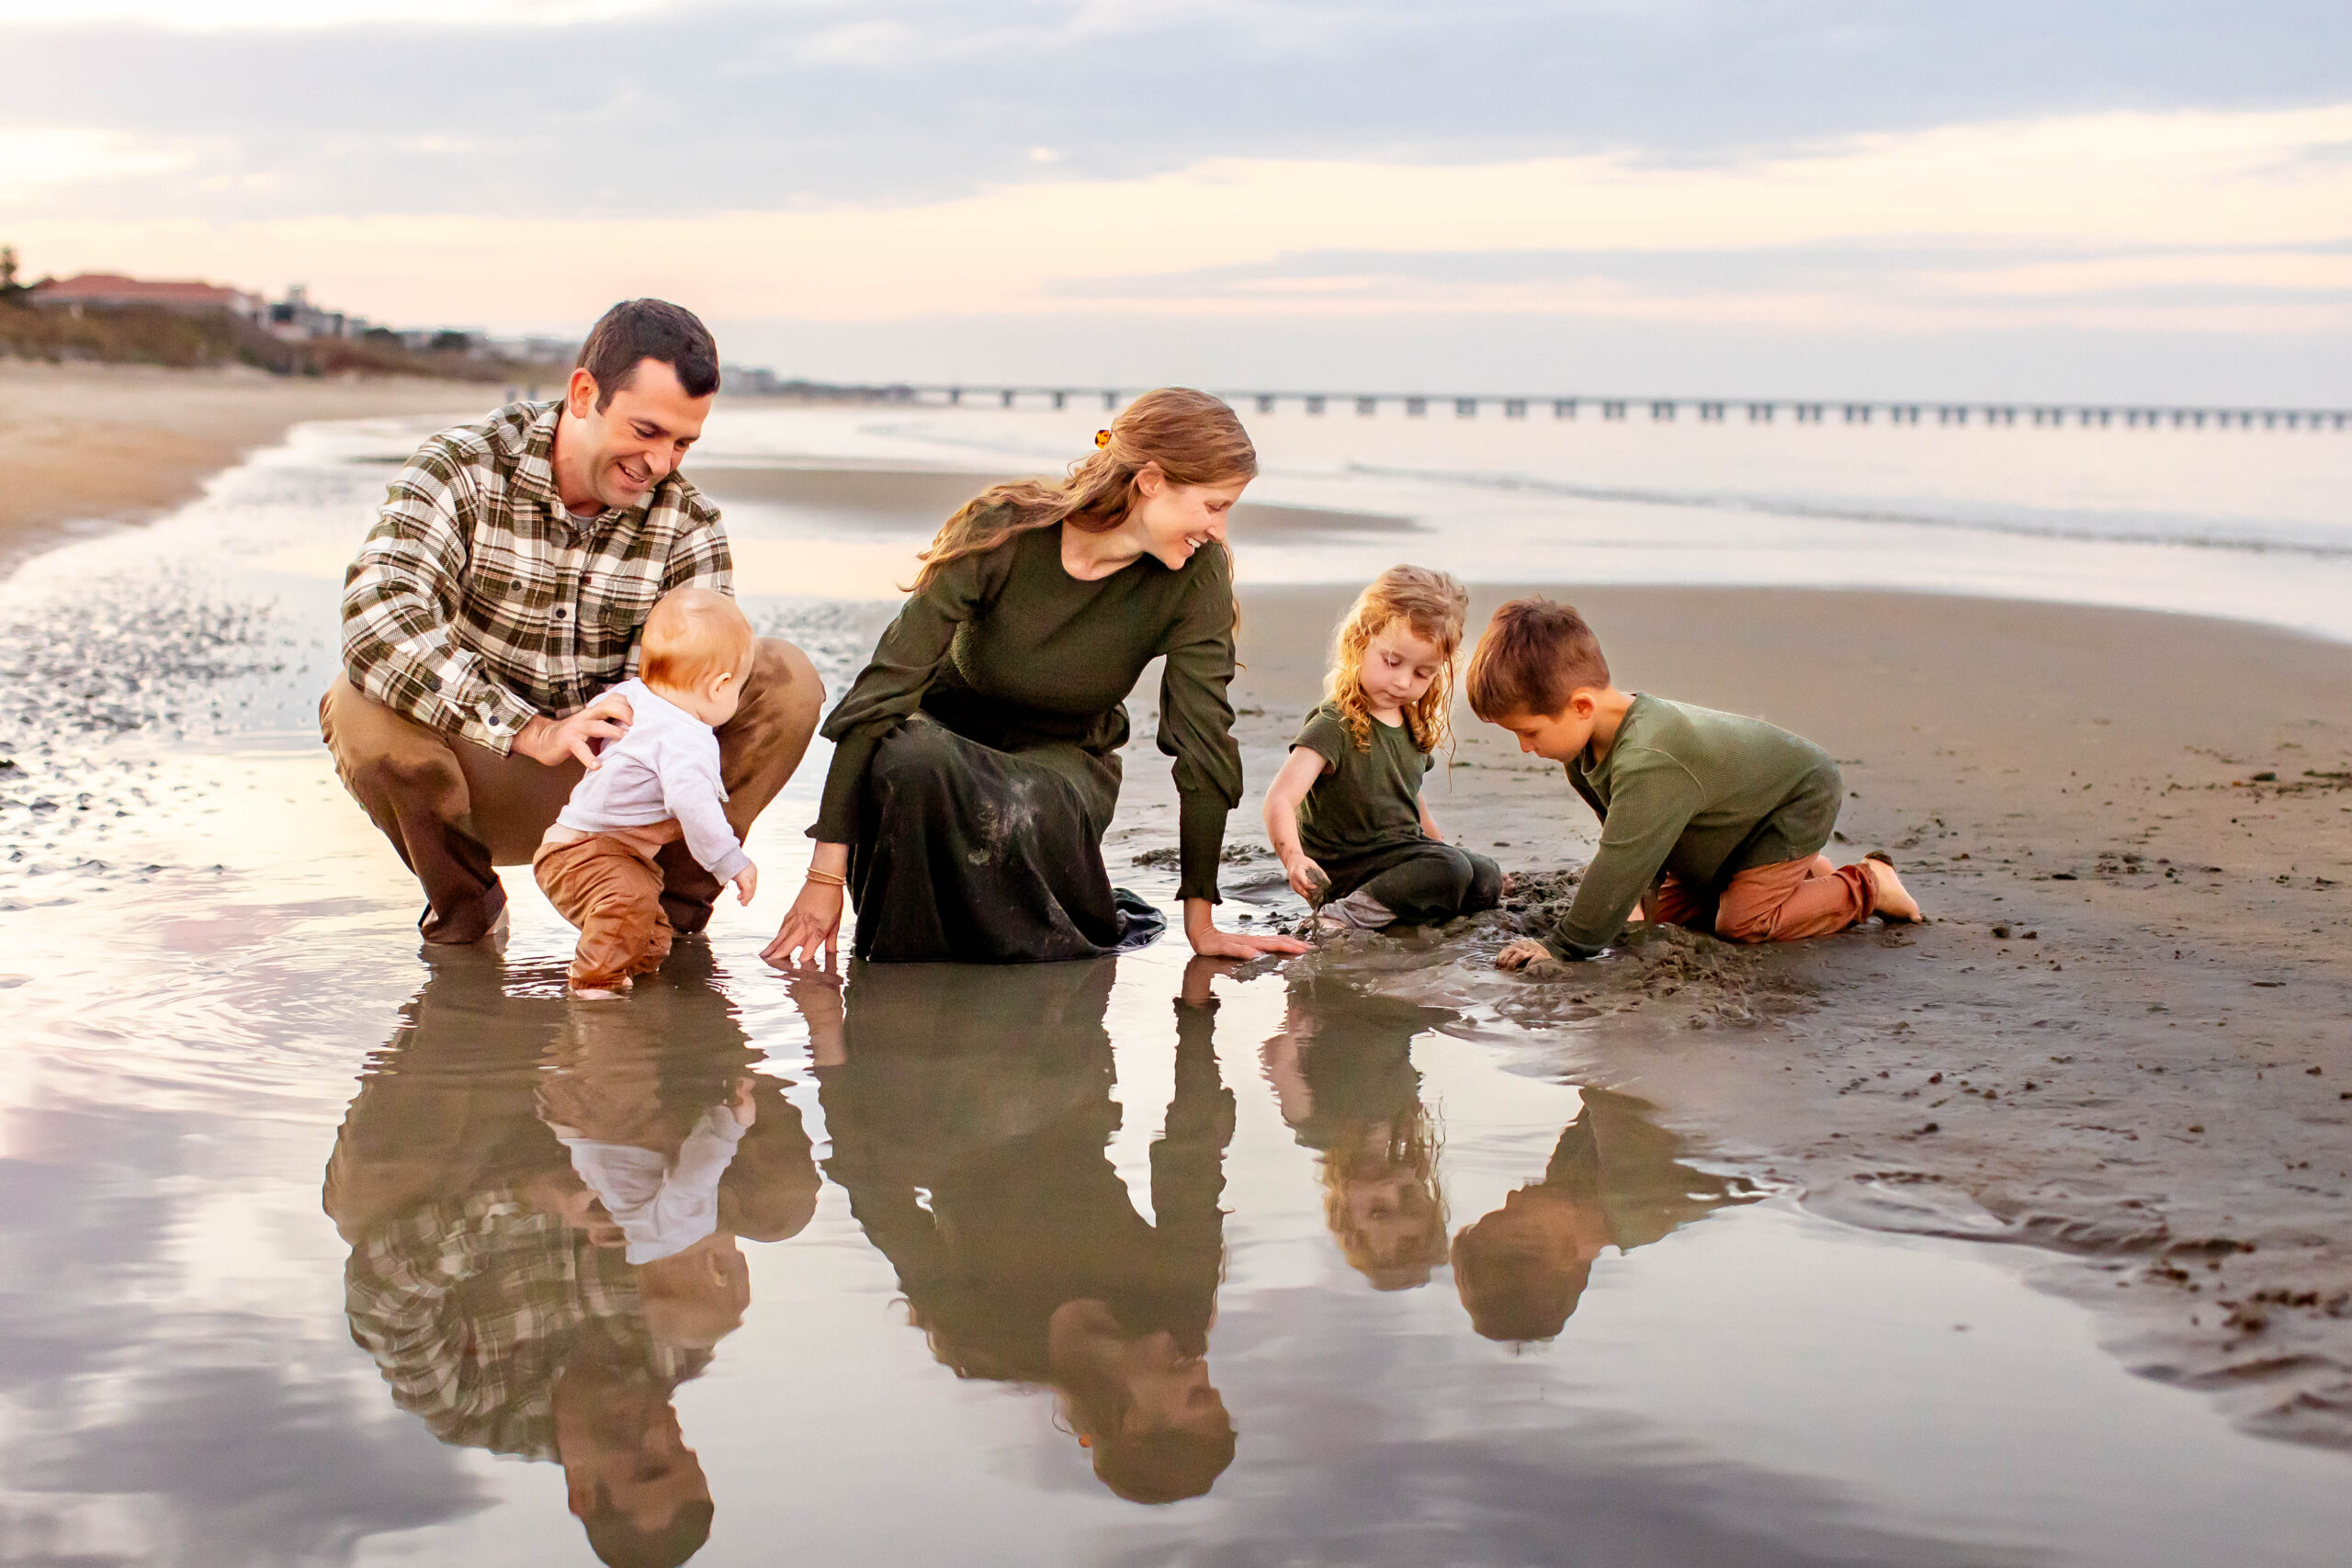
[559,1107,748,1265]
[554,678,750,882]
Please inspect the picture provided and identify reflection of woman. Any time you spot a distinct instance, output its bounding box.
[1451,1088,1759,1343]
[1260,973,1456,1290]
[764,389,1306,965]
[798,957,1238,1503]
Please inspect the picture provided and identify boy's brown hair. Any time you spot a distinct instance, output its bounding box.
[1464,597,1611,721]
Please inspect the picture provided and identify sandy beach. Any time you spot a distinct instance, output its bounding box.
[2,407,2346,1563]
[0,360,493,569]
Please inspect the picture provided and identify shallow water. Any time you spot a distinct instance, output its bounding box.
[2,417,2348,1565]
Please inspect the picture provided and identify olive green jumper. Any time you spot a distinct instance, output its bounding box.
[812,519,1242,904]
[1291,702,1432,863]
[1547,695,1843,959]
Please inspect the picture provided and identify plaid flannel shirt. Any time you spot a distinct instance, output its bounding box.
[341,400,731,754]
[344,1186,700,1461]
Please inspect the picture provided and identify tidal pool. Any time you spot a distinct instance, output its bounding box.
[0,416,2346,1566]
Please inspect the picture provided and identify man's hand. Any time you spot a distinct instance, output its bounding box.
[732,863,759,906]
[514,691,634,770]
[1496,937,1553,972]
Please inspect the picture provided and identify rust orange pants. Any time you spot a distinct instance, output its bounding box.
[534,834,675,989]
[321,637,820,943]
[1645,853,1878,943]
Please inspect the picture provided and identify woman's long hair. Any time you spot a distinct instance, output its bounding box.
[1324,565,1470,755]
[911,388,1258,590]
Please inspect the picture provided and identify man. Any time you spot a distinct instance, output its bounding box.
[322,298,821,945]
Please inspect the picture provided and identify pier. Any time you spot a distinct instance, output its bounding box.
[905,385,2351,431]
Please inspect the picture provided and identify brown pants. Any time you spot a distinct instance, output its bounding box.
[534,835,673,988]
[1645,853,1878,943]
[320,637,822,944]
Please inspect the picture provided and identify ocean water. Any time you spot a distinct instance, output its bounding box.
[690,399,2352,640]
[0,410,2346,1565]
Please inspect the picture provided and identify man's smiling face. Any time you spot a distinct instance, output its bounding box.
[565,356,713,513]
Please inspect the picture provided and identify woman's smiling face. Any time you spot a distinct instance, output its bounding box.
[1128,466,1249,570]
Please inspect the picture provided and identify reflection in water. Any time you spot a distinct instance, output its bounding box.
[1453,1088,1761,1343]
[322,951,819,1566]
[798,957,1237,1505]
[1260,974,1460,1292]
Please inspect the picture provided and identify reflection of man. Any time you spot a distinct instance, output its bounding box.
[321,298,823,946]
[327,957,819,1566]
[1451,1088,1759,1343]
[796,956,1238,1504]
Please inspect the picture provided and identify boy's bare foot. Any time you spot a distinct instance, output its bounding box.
[1862,853,1925,922]
[569,978,632,1000]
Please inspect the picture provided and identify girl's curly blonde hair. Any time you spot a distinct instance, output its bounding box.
[1324,565,1470,755]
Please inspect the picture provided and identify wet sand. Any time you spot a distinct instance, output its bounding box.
[0,360,492,569]
[1191,583,2352,1448]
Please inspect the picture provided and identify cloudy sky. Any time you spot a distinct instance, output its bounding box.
[5,1,2346,400]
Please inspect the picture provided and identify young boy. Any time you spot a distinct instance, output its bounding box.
[535,589,759,997]
[1464,598,1919,969]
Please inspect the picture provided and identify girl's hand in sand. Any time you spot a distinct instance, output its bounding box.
[1496,937,1553,971]
[1283,853,1331,904]
[732,863,758,906]
[1184,897,1310,960]
[763,882,843,968]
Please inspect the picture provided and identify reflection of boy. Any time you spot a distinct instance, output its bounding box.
[1452,1089,1758,1342]
[1464,599,1921,967]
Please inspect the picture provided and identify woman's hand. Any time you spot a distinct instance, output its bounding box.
[1184,897,1309,959]
[763,882,844,969]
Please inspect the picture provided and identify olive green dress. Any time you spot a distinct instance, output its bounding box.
[812,516,1242,962]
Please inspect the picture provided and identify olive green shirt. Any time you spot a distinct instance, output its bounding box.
[1291,702,1432,863]
[1547,695,1842,959]
[813,519,1242,903]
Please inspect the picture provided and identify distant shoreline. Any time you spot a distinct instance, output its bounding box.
[0,360,494,574]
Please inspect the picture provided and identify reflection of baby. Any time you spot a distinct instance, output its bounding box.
[539,1077,757,1350]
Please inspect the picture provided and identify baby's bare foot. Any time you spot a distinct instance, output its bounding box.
[1864,856,1924,922]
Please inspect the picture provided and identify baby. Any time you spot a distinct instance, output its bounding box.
[535,588,758,998]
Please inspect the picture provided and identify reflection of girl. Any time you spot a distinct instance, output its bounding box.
[1261,974,1455,1291]
[765,389,1304,966]
[800,958,1238,1502]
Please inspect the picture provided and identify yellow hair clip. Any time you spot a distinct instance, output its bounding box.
[1094,428,1112,449]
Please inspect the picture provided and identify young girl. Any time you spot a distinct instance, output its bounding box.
[1263,566,1503,934]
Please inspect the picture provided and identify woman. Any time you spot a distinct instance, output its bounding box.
[763,388,1309,964]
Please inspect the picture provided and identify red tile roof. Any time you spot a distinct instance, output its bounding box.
[33,274,260,309]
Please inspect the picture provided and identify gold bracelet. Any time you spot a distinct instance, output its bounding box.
[805,869,847,887]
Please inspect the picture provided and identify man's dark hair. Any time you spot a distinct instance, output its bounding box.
[582,1497,714,1568]
[577,299,720,410]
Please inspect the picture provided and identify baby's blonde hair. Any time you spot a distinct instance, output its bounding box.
[1324,565,1469,755]
[639,587,752,693]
